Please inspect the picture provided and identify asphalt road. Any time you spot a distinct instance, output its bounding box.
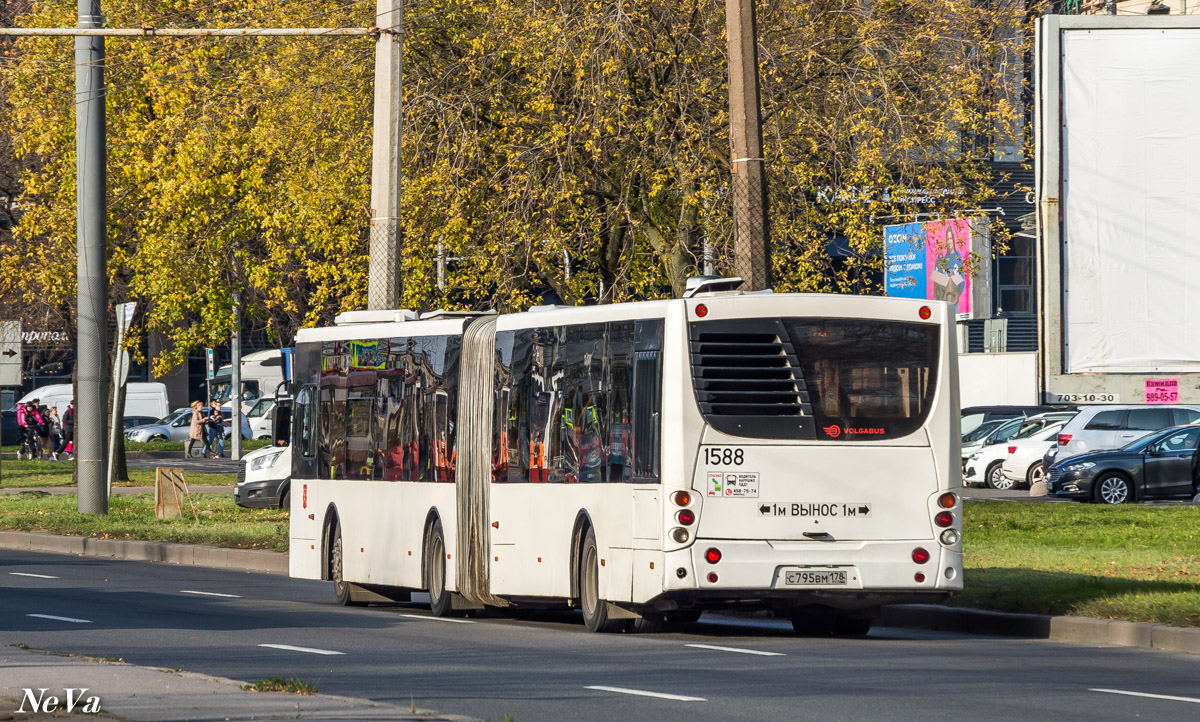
[2,550,1200,721]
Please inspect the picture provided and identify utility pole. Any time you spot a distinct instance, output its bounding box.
[726,0,770,291]
[367,0,403,310]
[75,0,107,515]
[230,289,242,458]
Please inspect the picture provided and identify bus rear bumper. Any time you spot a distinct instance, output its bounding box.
[652,539,962,609]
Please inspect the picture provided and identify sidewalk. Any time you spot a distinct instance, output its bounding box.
[0,644,471,721]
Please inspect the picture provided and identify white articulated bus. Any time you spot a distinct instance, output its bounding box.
[288,284,962,634]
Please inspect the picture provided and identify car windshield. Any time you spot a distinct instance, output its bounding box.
[986,418,1026,444]
[247,399,273,418]
[155,411,186,425]
[963,420,1006,442]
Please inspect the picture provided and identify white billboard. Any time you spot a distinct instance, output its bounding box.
[1061,28,1200,374]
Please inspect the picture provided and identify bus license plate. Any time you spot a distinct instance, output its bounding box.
[785,570,847,586]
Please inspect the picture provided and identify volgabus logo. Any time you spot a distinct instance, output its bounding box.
[17,688,101,715]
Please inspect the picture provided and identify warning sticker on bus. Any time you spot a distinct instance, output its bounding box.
[708,472,760,498]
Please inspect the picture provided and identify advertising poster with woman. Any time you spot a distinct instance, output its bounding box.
[924,219,971,316]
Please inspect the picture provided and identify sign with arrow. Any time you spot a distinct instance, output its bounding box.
[757,502,872,518]
[0,321,21,387]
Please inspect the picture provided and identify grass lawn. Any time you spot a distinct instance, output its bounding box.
[0,460,236,487]
[0,491,287,552]
[958,500,1200,627]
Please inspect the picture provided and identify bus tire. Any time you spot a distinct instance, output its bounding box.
[580,527,622,633]
[425,519,453,617]
[330,529,361,607]
[832,615,873,636]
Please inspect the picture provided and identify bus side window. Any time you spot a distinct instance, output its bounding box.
[631,319,664,481]
[295,385,316,459]
[607,321,635,483]
[632,351,662,480]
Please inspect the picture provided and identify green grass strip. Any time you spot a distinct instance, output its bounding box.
[0,492,287,553]
[957,500,1200,627]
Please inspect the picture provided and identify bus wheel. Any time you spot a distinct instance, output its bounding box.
[331,530,357,606]
[425,519,453,617]
[580,527,622,633]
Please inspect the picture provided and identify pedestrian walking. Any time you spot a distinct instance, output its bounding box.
[47,406,64,460]
[185,400,205,458]
[37,404,51,459]
[205,406,226,458]
[62,401,75,459]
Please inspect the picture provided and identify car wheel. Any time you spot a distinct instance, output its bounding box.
[1094,473,1132,505]
[986,462,1014,491]
[150,434,168,442]
[1025,462,1045,490]
[279,486,290,511]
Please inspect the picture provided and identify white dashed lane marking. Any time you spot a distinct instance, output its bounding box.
[180,590,241,598]
[684,643,785,656]
[258,643,345,656]
[27,614,91,624]
[1090,688,1200,705]
[586,686,707,702]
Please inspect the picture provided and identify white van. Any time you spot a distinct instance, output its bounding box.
[19,382,170,419]
[211,349,285,413]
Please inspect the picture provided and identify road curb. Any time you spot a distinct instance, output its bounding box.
[881,603,1200,654]
[0,530,287,574]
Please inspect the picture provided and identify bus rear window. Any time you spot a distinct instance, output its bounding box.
[690,317,939,441]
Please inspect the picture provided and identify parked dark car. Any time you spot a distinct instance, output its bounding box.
[1046,425,1200,504]
[1,409,18,446]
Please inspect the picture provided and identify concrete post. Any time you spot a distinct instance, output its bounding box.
[726,0,770,291]
[367,0,403,310]
[231,292,242,461]
[75,0,107,514]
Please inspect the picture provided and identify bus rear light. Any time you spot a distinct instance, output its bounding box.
[704,548,722,564]
[1058,434,1072,446]
[671,527,690,543]
[695,303,709,318]
[672,491,692,507]
[919,306,932,320]
[912,547,931,564]
[934,511,953,528]
[676,509,696,526]
[707,572,718,583]
[937,492,957,509]
[915,572,926,583]
[940,528,960,546]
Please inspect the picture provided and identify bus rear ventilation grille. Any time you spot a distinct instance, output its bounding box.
[689,330,812,417]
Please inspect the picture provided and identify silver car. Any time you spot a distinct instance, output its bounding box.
[125,407,251,442]
[1049,404,1200,463]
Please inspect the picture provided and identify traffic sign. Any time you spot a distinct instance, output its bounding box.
[0,320,21,387]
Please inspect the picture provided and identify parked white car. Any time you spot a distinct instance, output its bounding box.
[964,422,1064,489]
[961,412,1075,472]
[1000,423,1065,490]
